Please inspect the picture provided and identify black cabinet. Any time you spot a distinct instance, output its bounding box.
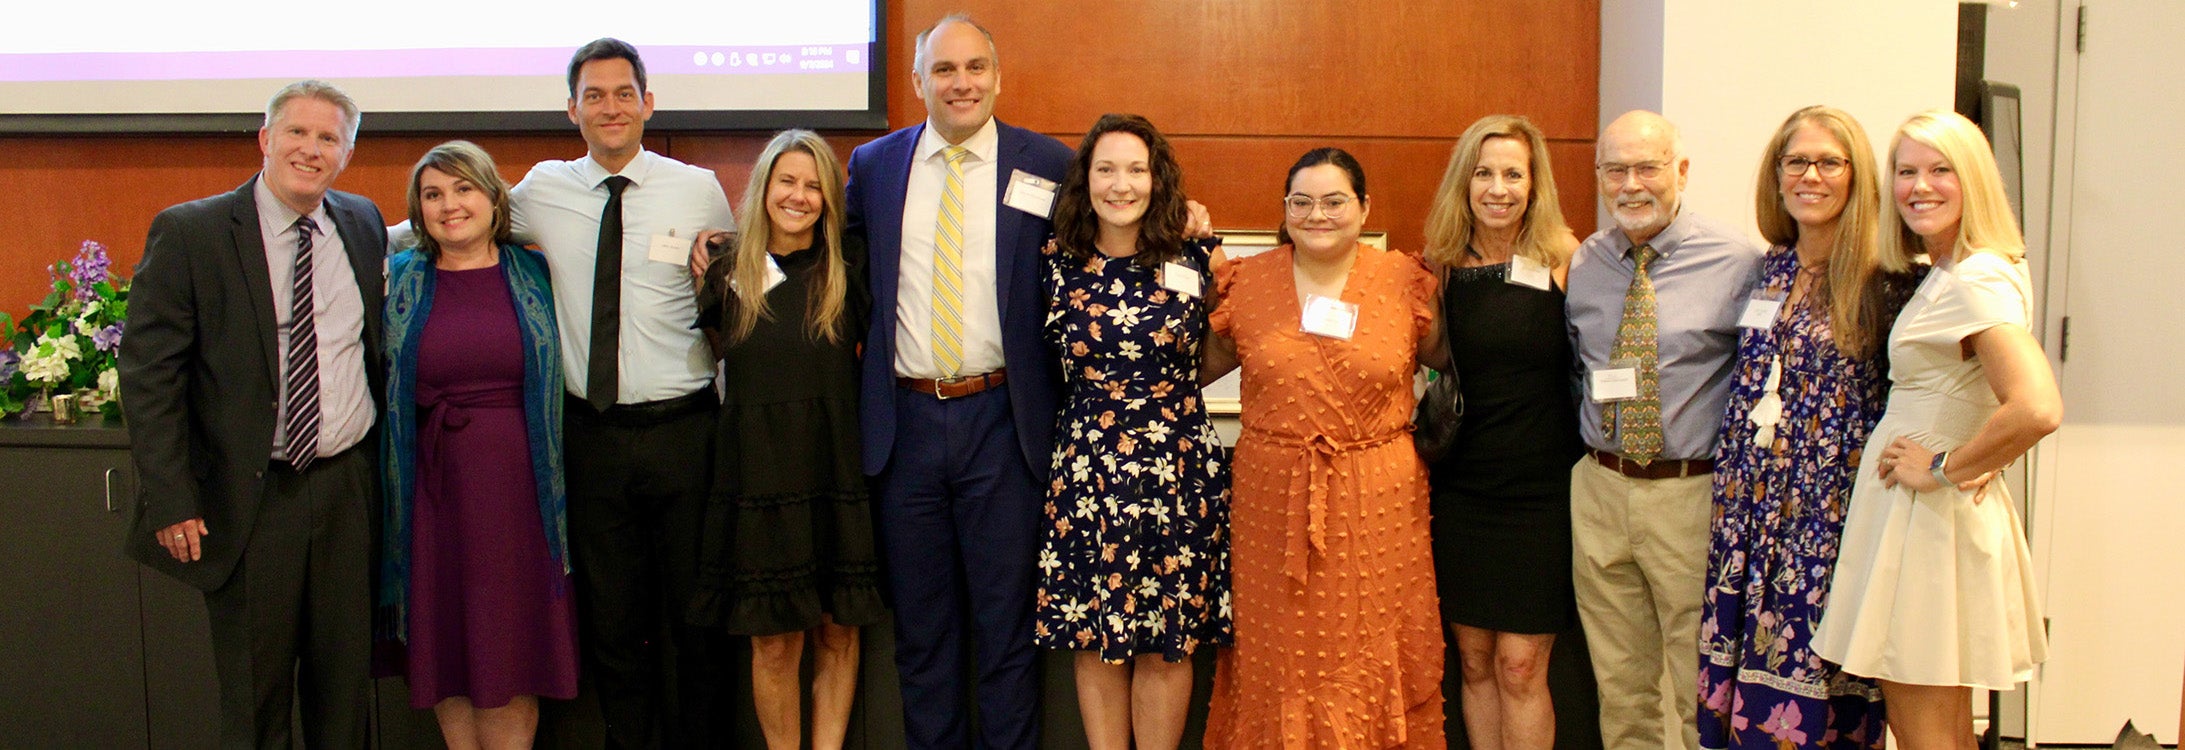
[0,416,154,747]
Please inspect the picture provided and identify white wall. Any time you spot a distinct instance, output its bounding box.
[1598,0,1958,240]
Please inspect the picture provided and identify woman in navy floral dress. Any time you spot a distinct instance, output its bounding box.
[1698,107,1922,749]
[1032,113,1231,750]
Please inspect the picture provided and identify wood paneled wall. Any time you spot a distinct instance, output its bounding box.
[0,1,1598,316]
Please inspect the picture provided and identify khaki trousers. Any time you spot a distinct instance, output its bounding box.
[1569,457,1712,750]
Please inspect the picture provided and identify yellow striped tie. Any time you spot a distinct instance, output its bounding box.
[932,145,971,376]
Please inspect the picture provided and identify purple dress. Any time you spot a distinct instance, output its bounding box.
[404,265,579,708]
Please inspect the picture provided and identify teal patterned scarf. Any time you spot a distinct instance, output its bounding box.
[376,245,567,642]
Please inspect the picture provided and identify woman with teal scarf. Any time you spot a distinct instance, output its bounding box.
[377,140,577,747]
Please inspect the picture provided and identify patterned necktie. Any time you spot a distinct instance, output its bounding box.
[283,217,321,471]
[931,145,971,376]
[587,175,633,412]
[1610,242,1663,463]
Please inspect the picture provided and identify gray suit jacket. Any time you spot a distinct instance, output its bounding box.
[119,177,387,592]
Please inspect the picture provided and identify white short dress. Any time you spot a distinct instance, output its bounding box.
[1811,250,2049,690]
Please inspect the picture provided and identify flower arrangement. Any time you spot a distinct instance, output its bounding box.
[1,240,129,418]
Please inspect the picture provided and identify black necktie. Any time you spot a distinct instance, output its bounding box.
[588,175,633,412]
[284,217,321,470]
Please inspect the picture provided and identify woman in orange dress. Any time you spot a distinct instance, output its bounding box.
[1200,147,1446,747]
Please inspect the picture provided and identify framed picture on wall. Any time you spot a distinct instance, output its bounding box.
[1202,228,1389,415]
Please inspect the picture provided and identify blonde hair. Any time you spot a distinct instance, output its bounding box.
[724,129,850,344]
[1752,106,1898,355]
[1424,114,1577,270]
[266,79,361,144]
[1881,109,2025,265]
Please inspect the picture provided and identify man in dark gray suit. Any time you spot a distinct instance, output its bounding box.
[120,79,386,750]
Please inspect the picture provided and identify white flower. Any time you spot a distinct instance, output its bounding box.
[1059,600,1090,622]
[1116,341,1144,361]
[42,334,83,362]
[1105,302,1142,329]
[1038,548,1062,573]
[98,368,119,396]
[20,349,70,385]
[82,300,101,317]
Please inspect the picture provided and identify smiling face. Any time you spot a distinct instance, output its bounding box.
[567,57,654,169]
[1779,123,1853,233]
[1087,131,1153,236]
[1285,163,1368,258]
[417,166,496,254]
[913,20,999,144]
[764,149,824,248]
[1893,138,1963,255]
[257,96,354,215]
[1469,136,1533,237]
[1596,116,1688,244]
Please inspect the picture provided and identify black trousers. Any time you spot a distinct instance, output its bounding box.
[203,446,373,750]
[563,391,726,749]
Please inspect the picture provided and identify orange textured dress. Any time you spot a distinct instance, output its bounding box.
[1203,243,1446,748]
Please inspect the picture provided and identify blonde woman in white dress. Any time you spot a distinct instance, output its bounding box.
[1811,109,2061,750]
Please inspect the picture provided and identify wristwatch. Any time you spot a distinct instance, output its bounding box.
[1929,450,1952,488]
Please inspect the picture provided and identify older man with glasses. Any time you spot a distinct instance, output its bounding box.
[1563,110,1763,750]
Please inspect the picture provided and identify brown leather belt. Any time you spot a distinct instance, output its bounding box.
[898,368,1008,400]
[1590,449,1713,480]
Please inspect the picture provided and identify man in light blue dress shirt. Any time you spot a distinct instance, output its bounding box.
[1565,110,1763,750]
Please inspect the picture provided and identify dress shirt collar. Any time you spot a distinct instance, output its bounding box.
[252,174,330,237]
[577,148,660,189]
[915,117,1000,166]
[1613,210,1701,261]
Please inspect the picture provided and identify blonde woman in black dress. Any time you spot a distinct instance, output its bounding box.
[1421,114,1582,750]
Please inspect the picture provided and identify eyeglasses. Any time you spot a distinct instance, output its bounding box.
[1779,155,1852,178]
[1596,161,1668,183]
[1284,193,1357,219]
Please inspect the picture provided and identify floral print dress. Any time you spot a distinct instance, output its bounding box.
[1698,246,1920,749]
[1031,244,1233,663]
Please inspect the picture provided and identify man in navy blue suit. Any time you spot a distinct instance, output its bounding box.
[844,14,1071,749]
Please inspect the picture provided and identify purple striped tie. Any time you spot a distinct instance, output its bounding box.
[284,217,320,471]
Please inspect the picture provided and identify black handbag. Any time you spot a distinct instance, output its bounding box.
[1413,267,1463,462]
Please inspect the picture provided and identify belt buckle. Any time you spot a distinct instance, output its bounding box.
[933,374,971,400]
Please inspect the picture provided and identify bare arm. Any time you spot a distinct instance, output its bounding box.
[1198,246,1239,384]
[1878,322,2062,493]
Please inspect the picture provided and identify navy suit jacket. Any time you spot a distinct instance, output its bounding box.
[119,178,387,592]
[846,120,1072,478]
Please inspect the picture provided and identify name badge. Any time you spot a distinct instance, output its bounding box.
[1299,294,1359,340]
[1738,294,1785,329]
[1589,363,1640,403]
[1161,261,1201,298]
[647,233,689,265]
[1002,169,1057,218]
[1506,255,1552,290]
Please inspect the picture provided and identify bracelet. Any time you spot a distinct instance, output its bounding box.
[1929,450,1952,488]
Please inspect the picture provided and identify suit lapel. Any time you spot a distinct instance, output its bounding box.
[869,125,921,342]
[991,124,1025,321]
[227,180,281,388]
[326,194,384,350]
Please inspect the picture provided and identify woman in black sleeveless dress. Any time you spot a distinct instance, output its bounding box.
[1421,115,1585,750]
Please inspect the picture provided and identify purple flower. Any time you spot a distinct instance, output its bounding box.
[70,240,112,303]
[1761,701,1808,744]
[93,322,124,352]
[0,349,18,382]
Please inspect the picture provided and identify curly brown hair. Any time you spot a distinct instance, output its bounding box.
[1052,113,1189,268]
